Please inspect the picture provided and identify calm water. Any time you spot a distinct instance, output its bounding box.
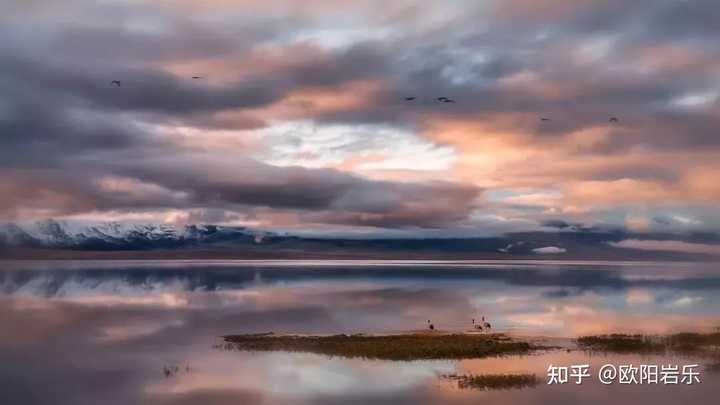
[1,260,719,404]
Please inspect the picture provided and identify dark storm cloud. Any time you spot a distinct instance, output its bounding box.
[120,163,482,229]
[309,43,718,156]
[3,0,713,140]
[0,13,476,226]
[310,180,480,227]
[642,0,720,39]
[3,0,718,130]
[1,27,387,120]
[2,0,719,230]
[0,150,482,228]
[2,51,282,116]
[488,0,720,40]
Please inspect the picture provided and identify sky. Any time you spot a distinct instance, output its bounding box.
[2,0,719,237]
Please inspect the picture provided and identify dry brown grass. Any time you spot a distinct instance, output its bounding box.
[221,332,537,361]
[442,373,539,390]
[577,332,720,355]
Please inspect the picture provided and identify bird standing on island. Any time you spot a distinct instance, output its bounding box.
[110,80,121,87]
[482,316,492,331]
[403,96,455,103]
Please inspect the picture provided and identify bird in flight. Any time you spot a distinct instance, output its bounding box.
[436,97,455,103]
[192,76,202,79]
[404,97,416,101]
[540,117,551,122]
[110,80,121,87]
[609,117,619,123]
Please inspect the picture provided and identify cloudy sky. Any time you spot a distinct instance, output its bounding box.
[2,0,719,236]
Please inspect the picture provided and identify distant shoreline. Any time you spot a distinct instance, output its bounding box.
[1,247,715,262]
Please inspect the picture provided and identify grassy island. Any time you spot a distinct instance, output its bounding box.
[221,332,538,361]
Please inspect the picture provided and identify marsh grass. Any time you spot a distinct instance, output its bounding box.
[442,373,539,390]
[577,334,664,353]
[577,332,720,355]
[668,332,720,352]
[221,333,536,361]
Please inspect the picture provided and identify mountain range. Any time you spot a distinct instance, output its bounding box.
[0,219,274,250]
[1,219,718,261]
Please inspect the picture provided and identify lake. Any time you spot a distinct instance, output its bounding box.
[1,260,719,404]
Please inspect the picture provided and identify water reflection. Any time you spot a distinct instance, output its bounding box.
[0,260,719,404]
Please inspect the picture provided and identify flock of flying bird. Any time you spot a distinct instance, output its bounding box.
[404,95,620,123]
[109,78,619,123]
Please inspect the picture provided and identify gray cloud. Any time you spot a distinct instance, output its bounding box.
[0,151,482,229]
[1,0,719,233]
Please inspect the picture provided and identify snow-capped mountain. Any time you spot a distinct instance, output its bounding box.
[0,219,276,249]
[2,220,717,261]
